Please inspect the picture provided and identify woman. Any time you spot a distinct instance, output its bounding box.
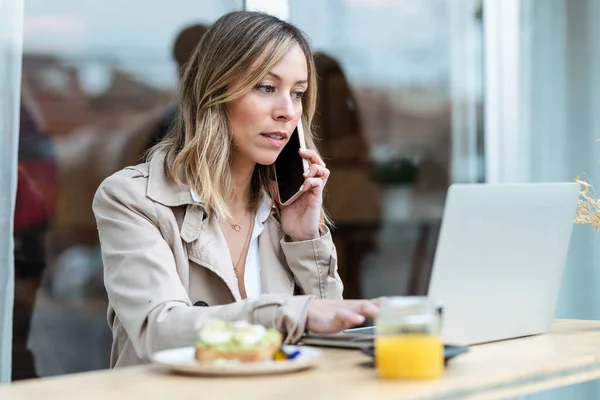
[93,11,379,368]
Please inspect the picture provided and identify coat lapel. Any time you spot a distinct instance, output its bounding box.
[184,207,242,301]
[145,153,291,301]
[259,218,295,295]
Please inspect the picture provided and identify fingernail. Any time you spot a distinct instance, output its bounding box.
[299,185,304,191]
[354,315,365,324]
[303,170,309,177]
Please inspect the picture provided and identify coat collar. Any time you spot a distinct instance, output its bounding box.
[144,153,293,297]
[146,152,277,214]
[146,153,198,208]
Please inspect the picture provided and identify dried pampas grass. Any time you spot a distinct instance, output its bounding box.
[574,174,600,231]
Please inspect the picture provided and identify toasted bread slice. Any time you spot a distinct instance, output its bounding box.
[194,320,283,363]
[195,344,279,363]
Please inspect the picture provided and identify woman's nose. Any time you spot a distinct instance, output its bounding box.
[273,94,296,121]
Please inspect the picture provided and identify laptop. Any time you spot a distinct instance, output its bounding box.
[428,182,579,345]
[299,182,580,348]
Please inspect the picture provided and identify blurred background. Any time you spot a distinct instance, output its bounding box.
[3,0,600,398]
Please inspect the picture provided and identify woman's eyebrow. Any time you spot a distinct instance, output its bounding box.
[266,71,308,85]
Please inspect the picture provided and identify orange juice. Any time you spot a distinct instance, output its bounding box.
[375,334,443,379]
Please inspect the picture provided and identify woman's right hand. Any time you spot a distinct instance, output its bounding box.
[306,298,381,333]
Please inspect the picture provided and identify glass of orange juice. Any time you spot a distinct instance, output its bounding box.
[375,296,443,380]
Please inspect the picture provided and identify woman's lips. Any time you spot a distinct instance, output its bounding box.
[260,133,286,147]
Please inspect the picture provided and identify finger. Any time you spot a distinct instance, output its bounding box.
[299,149,326,167]
[369,297,386,307]
[303,164,330,179]
[359,301,380,318]
[347,300,379,318]
[332,308,365,332]
[300,177,324,194]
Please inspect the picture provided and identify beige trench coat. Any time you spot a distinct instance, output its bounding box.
[92,155,344,367]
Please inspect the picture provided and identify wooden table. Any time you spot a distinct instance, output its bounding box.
[3,319,600,400]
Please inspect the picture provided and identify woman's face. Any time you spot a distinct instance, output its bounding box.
[227,43,308,166]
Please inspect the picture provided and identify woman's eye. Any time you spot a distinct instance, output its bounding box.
[292,91,305,101]
[256,84,276,94]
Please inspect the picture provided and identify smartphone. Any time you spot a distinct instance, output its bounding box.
[273,119,309,206]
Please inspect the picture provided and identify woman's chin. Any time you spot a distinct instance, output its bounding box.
[233,148,279,166]
[253,153,279,166]
[256,159,278,166]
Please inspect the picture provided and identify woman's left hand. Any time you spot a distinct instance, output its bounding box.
[279,149,330,241]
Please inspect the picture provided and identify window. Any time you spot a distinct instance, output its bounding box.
[13,0,243,379]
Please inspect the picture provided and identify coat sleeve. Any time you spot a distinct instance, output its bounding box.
[93,170,314,361]
[280,225,344,299]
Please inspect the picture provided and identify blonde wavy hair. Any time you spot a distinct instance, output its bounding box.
[148,11,324,221]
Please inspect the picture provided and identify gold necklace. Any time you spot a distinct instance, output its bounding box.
[233,210,255,281]
[229,208,249,232]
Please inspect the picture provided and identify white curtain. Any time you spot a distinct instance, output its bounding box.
[485,0,600,397]
[0,0,23,384]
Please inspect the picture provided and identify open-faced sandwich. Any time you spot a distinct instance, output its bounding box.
[195,320,283,363]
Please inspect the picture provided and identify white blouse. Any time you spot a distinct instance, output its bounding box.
[243,199,272,298]
[191,190,271,298]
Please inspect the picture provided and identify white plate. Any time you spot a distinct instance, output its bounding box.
[151,345,321,376]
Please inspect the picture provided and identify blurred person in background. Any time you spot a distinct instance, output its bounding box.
[13,84,59,380]
[313,52,382,299]
[120,24,209,168]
